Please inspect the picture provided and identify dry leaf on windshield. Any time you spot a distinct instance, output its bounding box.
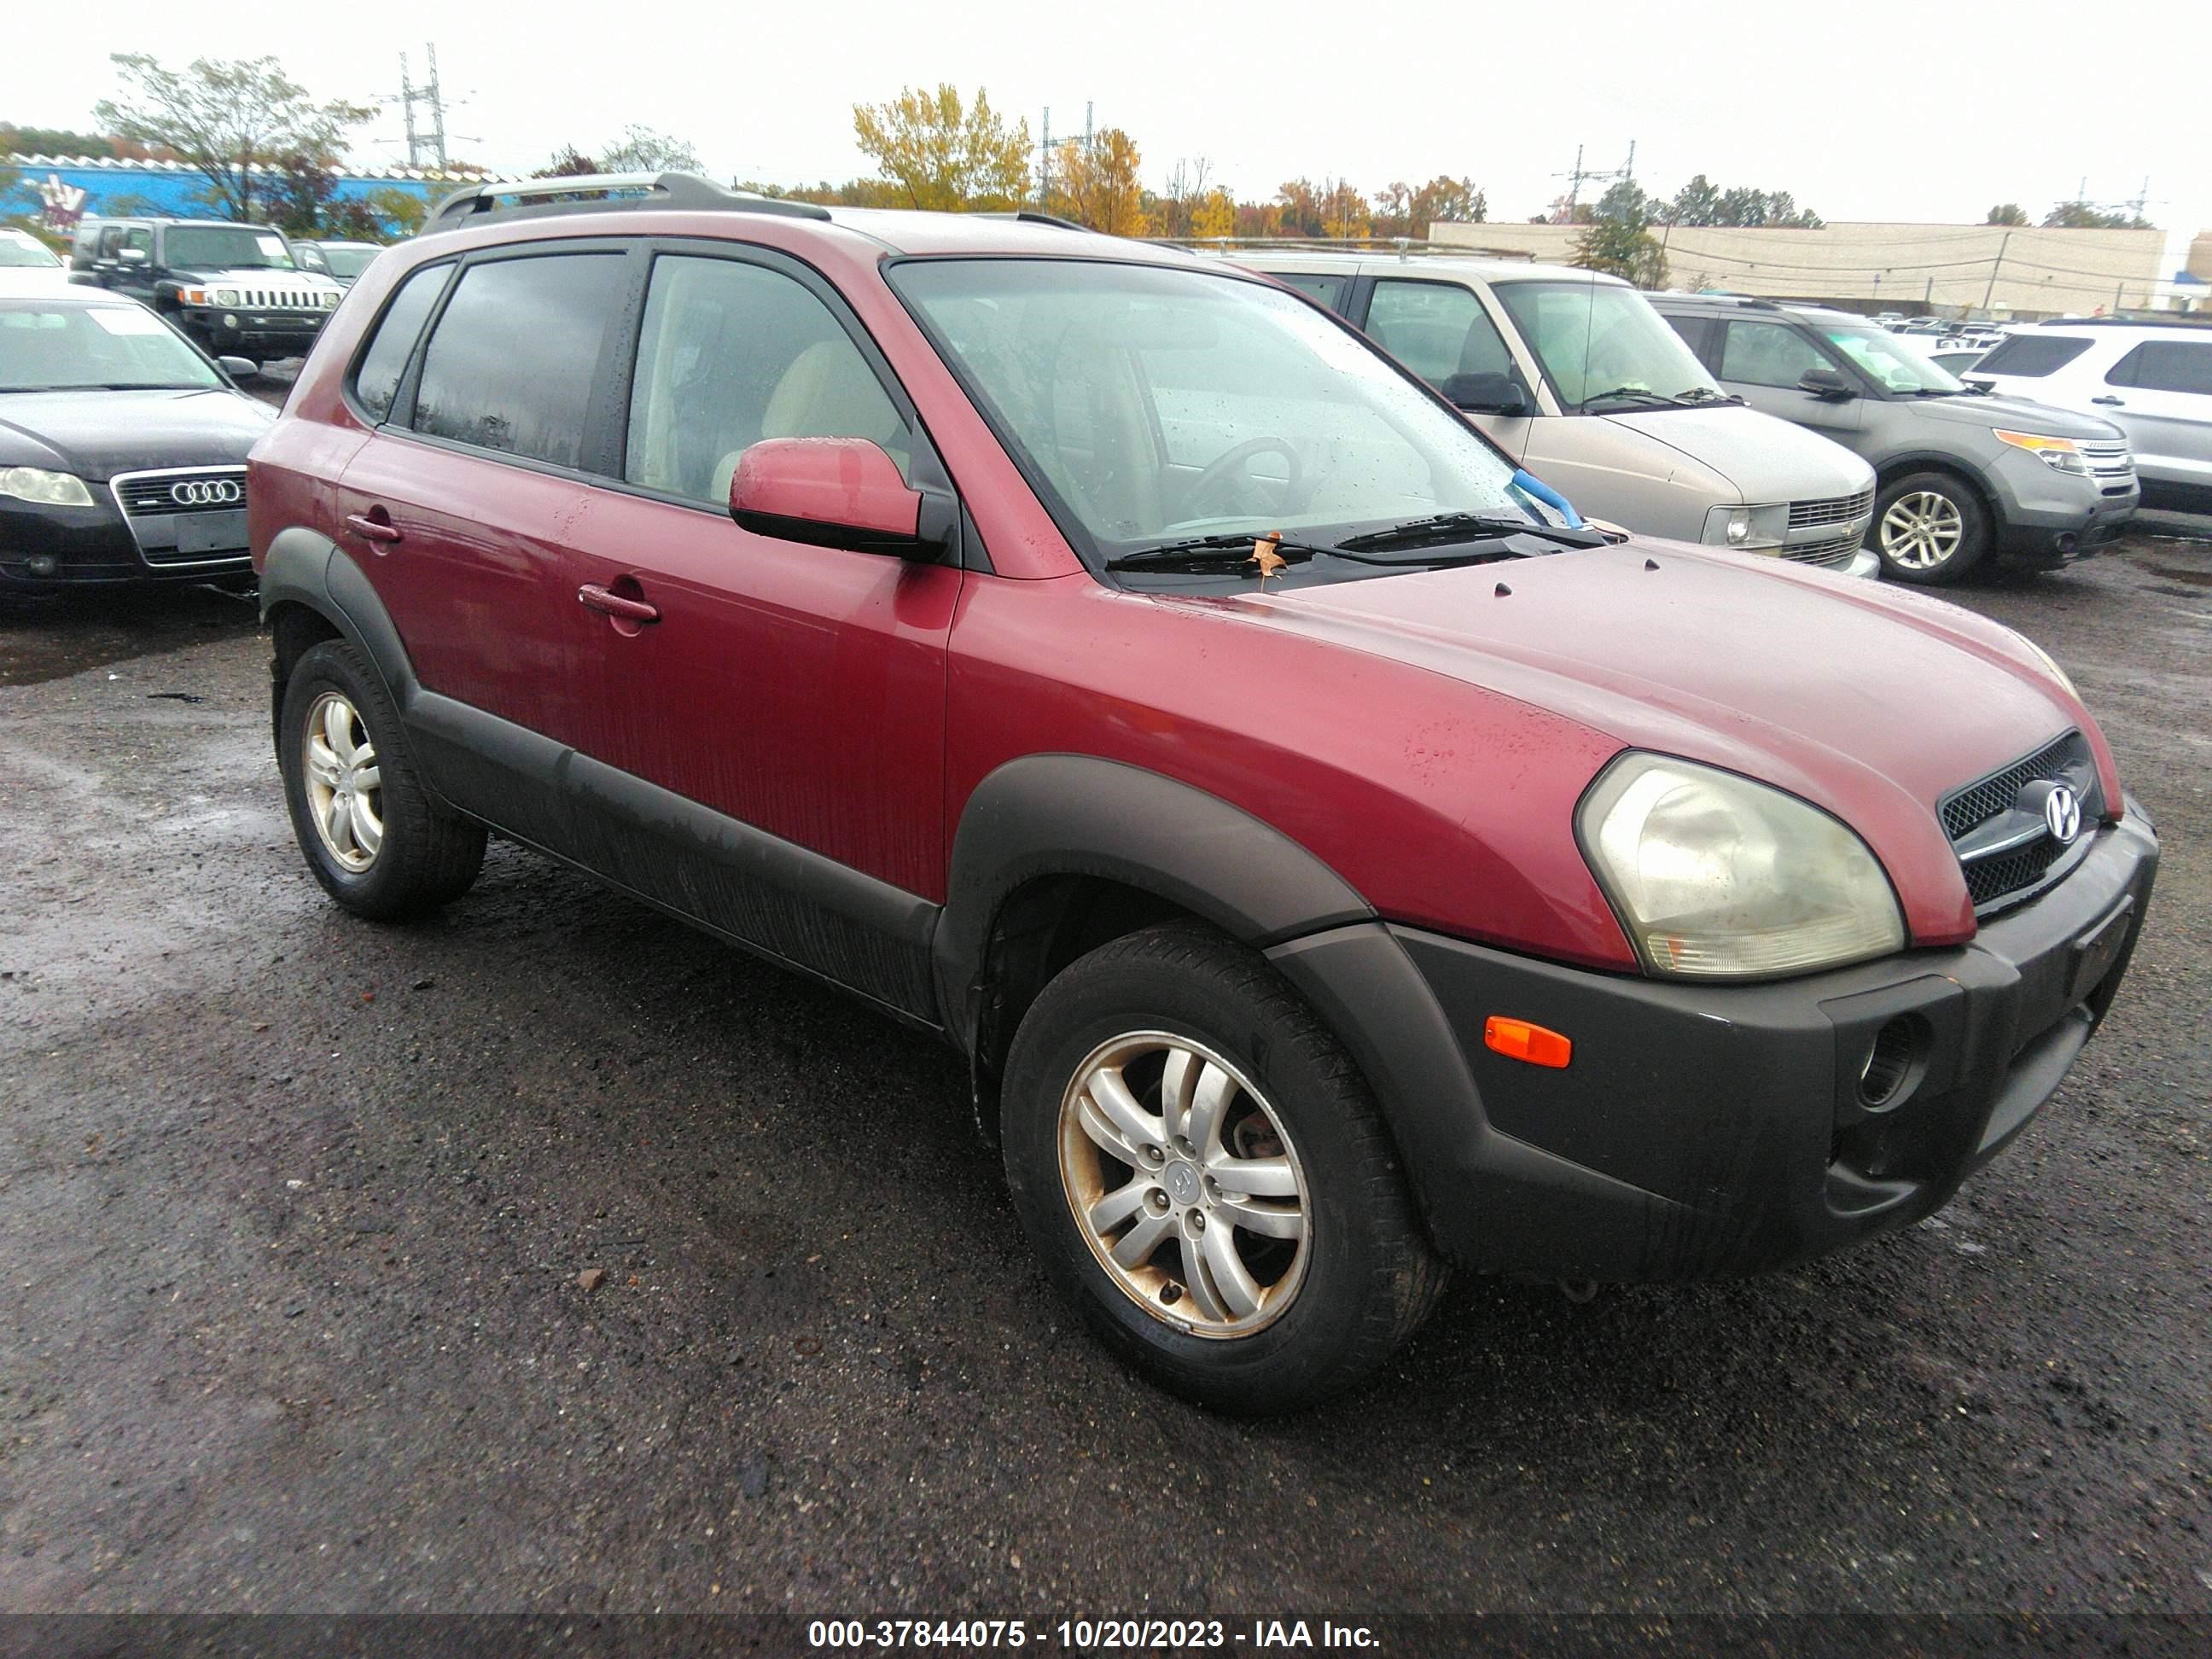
[1249,534,1288,584]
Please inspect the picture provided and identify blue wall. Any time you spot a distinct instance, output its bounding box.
[4,159,471,235]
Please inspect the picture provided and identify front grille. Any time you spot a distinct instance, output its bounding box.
[114,469,247,516]
[1938,730,2100,911]
[228,288,324,311]
[1781,533,1862,567]
[1789,488,1874,529]
[2081,440,2136,497]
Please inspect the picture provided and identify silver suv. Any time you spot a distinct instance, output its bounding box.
[1964,322,2212,515]
[1655,296,2139,585]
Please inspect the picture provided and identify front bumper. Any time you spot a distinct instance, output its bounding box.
[176,306,327,360]
[1994,455,2139,563]
[0,493,251,591]
[1269,804,2157,1282]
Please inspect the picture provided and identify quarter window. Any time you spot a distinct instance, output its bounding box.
[1365,280,1516,387]
[623,254,909,505]
[351,265,450,423]
[2106,340,2212,395]
[411,253,628,469]
[1970,335,2093,379]
[1276,273,1348,313]
[1718,320,1833,389]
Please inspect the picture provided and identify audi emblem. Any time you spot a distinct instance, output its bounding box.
[2043,784,2083,847]
[169,478,243,507]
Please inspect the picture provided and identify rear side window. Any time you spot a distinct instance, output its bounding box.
[1366,280,1514,385]
[623,254,909,504]
[1663,313,1715,362]
[2105,340,2212,395]
[1276,273,1348,313]
[411,253,627,469]
[1971,335,2093,379]
[351,265,450,422]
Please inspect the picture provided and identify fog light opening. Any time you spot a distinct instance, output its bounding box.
[26,554,59,578]
[2056,532,2079,556]
[1859,1016,1922,1109]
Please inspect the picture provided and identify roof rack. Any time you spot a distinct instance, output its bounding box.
[975,210,1093,233]
[425,172,831,233]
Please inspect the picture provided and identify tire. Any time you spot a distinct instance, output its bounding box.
[278,638,485,919]
[1871,470,1991,585]
[1000,921,1445,1414]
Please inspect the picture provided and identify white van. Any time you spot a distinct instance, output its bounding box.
[1231,251,1880,575]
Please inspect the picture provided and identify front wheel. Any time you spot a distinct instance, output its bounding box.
[1000,923,1444,1413]
[1871,471,1991,585]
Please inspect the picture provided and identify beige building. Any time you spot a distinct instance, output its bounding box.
[1428,219,2211,319]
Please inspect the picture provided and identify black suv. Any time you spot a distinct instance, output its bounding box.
[67,218,346,365]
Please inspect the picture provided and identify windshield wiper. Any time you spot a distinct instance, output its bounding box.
[1335,512,1606,554]
[1103,533,1334,573]
[89,381,200,391]
[1580,387,1681,410]
[1669,387,1742,406]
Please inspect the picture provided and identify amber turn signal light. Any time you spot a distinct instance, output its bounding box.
[1483,1016,1573,1068]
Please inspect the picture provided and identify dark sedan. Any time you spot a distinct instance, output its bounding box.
[1,293,274,591]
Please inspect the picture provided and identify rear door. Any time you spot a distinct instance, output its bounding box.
[334,242,636,849]
[2096,338,2212,492]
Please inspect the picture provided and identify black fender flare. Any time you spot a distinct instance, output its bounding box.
[932,754,1374,1052]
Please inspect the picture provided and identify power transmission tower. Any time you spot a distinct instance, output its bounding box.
[424,44,448,172]
[1553,140,1635,221]
[1039,107,1052,206]
[392,44,469,171]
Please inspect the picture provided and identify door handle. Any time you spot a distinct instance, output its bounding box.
[578,583,661,625]
[344,512,403,544]
[2091,395,2124,405]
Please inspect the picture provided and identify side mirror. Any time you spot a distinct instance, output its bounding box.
[730,437,949,558]
[218,355,260,382]
[1798,366,1855,400]
[118,246,150,265]
[1441,372,1534,417]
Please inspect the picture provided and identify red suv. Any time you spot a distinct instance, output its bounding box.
[249,176,2158,1412]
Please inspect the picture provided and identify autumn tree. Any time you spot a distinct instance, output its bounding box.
[1985,203,2029,225]
[535,147,602,178]
[1052,130,1149,236]
[2043,199,2152,229]
[1190,187,1236,241]
[1572,185,1667,288]
[1371,175,1485,239]
[852,84,1032,212]
[600,125,701,174]
[94,54,372,224]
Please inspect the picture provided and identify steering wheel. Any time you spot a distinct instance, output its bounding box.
[1181,437,1304,521]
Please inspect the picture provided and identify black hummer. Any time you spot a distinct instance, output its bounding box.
[67,217,346,365]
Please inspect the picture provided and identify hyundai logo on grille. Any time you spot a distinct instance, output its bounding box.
[2042,784,2083,846]
[169,479,243,507]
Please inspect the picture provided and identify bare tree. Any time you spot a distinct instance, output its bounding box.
[95,54,373,224]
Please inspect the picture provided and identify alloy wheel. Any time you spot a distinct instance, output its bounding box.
[302,690,383,873]
[1879,490,1965,570]
[1058,1031,1311,1337]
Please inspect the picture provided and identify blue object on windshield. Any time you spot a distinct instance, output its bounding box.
[1511,469,1583,527]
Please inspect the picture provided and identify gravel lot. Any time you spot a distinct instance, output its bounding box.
[1,527,2207,1633]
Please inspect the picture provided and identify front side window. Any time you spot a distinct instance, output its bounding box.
[0,303,222,392]
[624,254,909,505]
[351,264,451,422]
[321,246,378,280]
[888,258,1534,557]
[1718,320,1837,390]
[1365,279,1516,388]
[1970,335,2093,379]
[1822,323,1961,393]
[1492,279,1722,410]
[161,226,294,271]
[2108,340,2212,396]
[411,253,627,469]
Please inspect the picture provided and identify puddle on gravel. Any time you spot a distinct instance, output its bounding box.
[2145,564,2212,587]
[0,585,261,689]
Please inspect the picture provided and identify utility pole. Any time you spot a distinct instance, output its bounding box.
[1981,230,2012,312]
[1038,107,1052,206]
[424,44,448,172]
[1084,101,1093,157]
[399,54,420,167]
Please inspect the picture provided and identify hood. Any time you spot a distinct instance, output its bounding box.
[173,265,341,294]
[0,270,78,298]
[1206,542,2117,946]
[0,387,275,480]
[1896,391,2127,443]
[1604,405,1874,503]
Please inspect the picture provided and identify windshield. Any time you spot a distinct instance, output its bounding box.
[1492,279,1722,410]
[320,246,378,278]
[888,259,1536,561]
[0,303,223,391]
[0,233,62,270]
[164,226,296,271]
[1824,323,1964,393]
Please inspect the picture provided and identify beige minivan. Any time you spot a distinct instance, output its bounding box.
[1231,250,1880,576]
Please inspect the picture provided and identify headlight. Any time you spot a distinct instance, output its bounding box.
[1578,753,1905,980]
[213,287,242,306]
[0,467,96,508]
[1994,429,2088,475]
[319,289,341,310]
[1702,503,1790,550]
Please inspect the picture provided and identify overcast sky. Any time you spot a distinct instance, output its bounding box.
[9,0,2209,235]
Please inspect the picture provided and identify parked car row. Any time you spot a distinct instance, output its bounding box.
[227,173,2156,1412]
